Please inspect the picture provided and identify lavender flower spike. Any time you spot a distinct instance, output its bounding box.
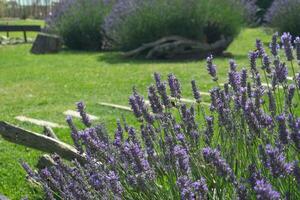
[168,73,181,99]
[281,32,294,61]
[206,55,218,81]
[277,114,289,145]
[202,147,236,184]
[269,32,279,57]
[294,37,300,61]
[191,80,201,103]
[256,39,265,57]
[254,179,280,200]
[77,101,92,127]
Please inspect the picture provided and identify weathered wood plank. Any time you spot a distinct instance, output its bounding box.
[15,116,67,128]
[63,110,99,121]
[0,121,84,163]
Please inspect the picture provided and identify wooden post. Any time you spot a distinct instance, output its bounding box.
[23,31,27,43]
[0,121,85,163]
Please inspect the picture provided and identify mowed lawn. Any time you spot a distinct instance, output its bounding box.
[0,24,273,199]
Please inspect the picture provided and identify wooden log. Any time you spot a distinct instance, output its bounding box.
[0,121,85,163]
[43,126,59,140]
[123,35,232,59]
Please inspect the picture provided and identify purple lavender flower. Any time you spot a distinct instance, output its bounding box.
[148,85,163,113]
[192,178,208,199]
[204,116,214,145]
[256,39,265,57]
[129,95,142,118]
[206,55,218,81]
[229,59,237,71]
[254,179,280,200]
[202,147,236,184]
[277,114,290,144]
[262,144,293,177]
[177,176,208,200]
[241,69,248,88]
[156,81,171,108]
[269,32,279,57]
[168,73,181,99]
[77,101,92,127]
[113,120,123,147]
[174,145,190,174]
[191,80,201,103]
[66,116,83,153]
[293,161,300,185]
[281,32,294,61]
[106,171,123,197]
[289,116,300,149]
[262,54,272,74]
[249,51,258,72]
[274,59,288,84]
[267,91,276,116]
[295,37,300,61]
[287,84,296,107]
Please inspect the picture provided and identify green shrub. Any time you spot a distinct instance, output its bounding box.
[103,0,253,51]
[266,0,300,36]
[46,0,113,50]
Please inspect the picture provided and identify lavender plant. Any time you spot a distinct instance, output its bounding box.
[266,0,300,36]
[103,0,257,51]
[45,0,113,50]
[23,33,300,199]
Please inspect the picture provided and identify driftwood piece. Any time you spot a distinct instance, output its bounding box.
[0,121,85,163]
[43,126,59,140]
[122,35,233,59]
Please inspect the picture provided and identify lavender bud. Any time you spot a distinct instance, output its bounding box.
[287,84,296,107]
[168,73,181,99]
[256,39,265,57]
[206,55,218,81]
[202,147,236,184]
[249,51,258,72]
[281,32,294,61]
[254,179,280,200]
[274,60,288,84]
[293,161,300,185]
[173,145,190,174]
[297,73,300,88]
[262,54,272,74]
[148,85,163,113]
[241,69,248,88]
[129,95,142,118]
[191,80,201,103]
[277,114,289,145]
[229,59,237,71]
[77,101,91,127]
[264,144,293,177]
[267,91,276,116]
[270,32,279,57]
[295,37,300,61]
[205,116,214,145]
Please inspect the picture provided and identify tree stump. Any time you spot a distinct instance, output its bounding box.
[31,33,62,54]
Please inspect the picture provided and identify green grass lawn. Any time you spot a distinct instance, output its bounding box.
[0,21,288,199]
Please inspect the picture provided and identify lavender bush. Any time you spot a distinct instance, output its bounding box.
[265,0,300,36]
[22,33,300,199]
[45,0,113,50]
[103,0,257,51]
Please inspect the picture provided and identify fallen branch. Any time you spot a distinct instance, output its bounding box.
[0,121,85,163]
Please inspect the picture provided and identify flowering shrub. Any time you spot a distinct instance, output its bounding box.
[265,0,300,36]
[103,0,256,51]
[22,33,300,199]
[45,0,113,50]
